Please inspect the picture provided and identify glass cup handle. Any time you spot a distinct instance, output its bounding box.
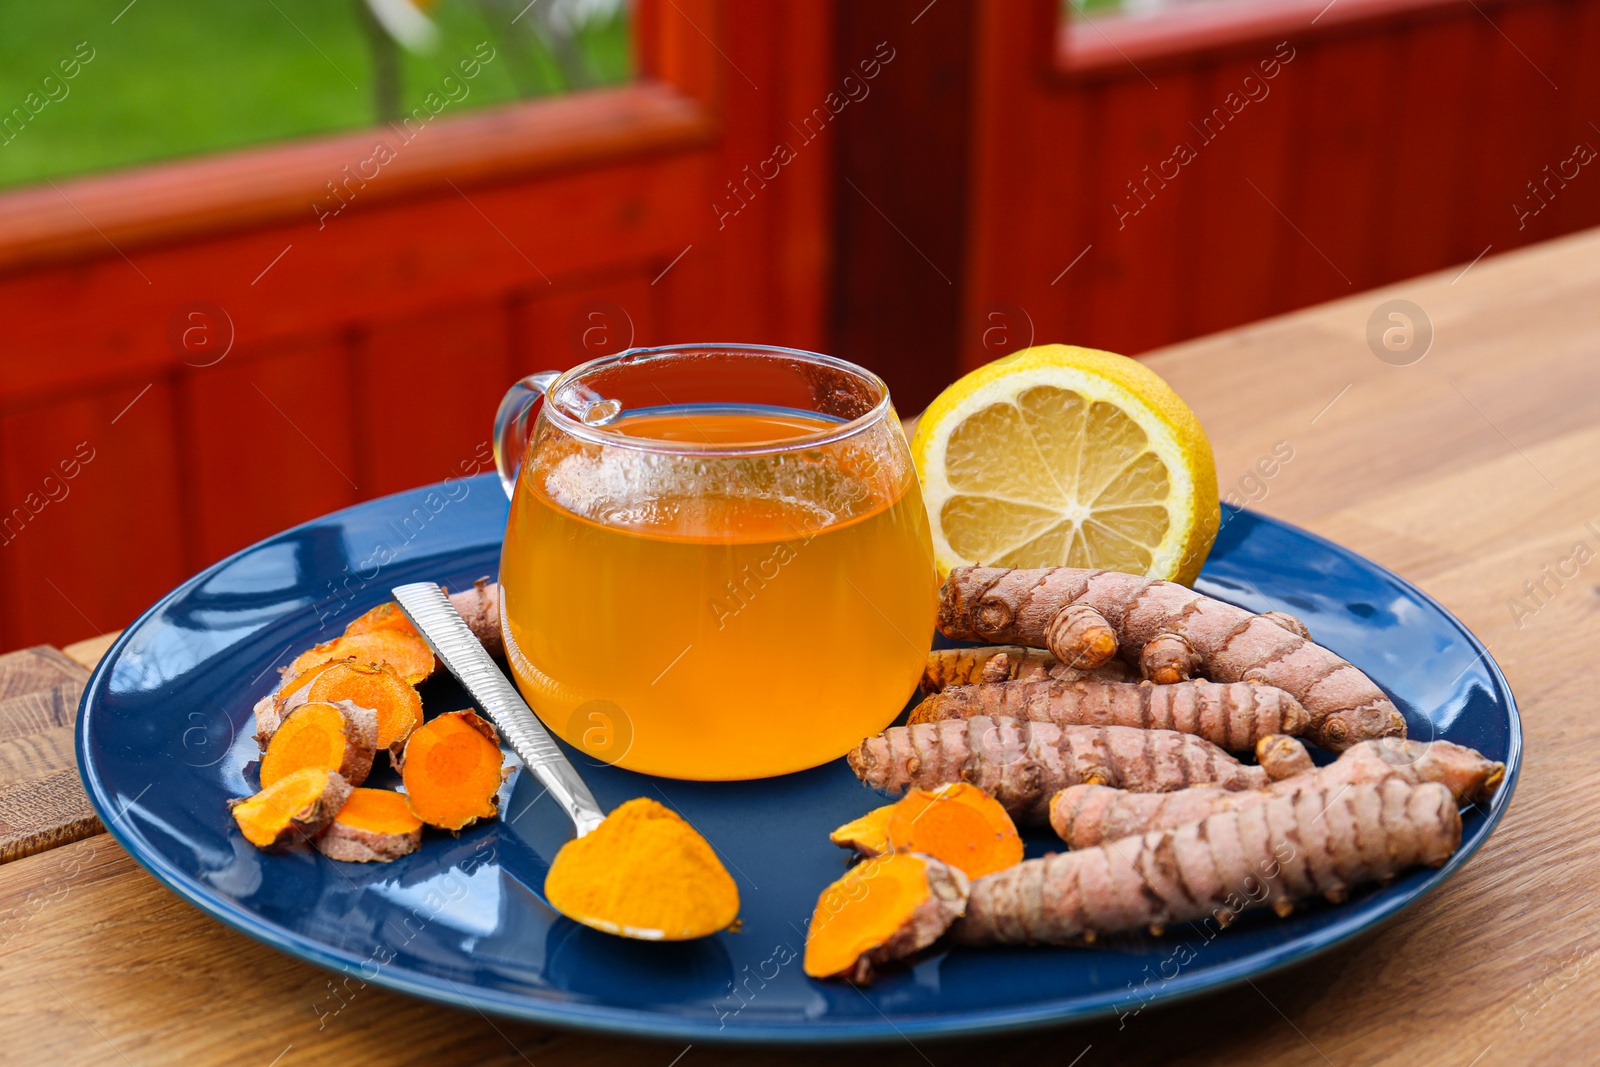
[493,371,560,499]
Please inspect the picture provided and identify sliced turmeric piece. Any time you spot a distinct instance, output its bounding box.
[230,767,352,850]
[286,629,436,687]
[400,710,506,830]
[829,804,896,855]
[803,852,969,983]
[253,658,343,748]
[259,700,378,789]
[830,783,1023,880]
[343,581,503,657]
[343,601,418,640]
[884,783,1023,879]
[306,661,422,755]
[544,797,740,940]
[314,787,424,863]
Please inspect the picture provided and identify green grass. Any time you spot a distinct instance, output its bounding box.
[0,0,629,188]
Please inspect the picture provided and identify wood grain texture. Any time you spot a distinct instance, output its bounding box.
[0,647,100,864]
[0,647,81,700]
[8,227,1600,1064]
[60,631,120,673]
[0,770,99,863]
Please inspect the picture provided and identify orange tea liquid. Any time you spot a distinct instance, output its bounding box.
[499,409,937,780]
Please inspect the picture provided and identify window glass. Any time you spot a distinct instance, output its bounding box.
[0,0,630,188]
[1068,0,1232,18]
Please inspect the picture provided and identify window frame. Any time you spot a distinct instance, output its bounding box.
[0,0,719,274]
[1057,0,1490,79]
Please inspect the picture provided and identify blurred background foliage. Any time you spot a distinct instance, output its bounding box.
[0,0,630,188]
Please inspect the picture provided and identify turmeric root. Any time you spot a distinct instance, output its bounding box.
[1045,603,1118,669]
[230,767,352,850]
[803,852,969,982]
[1256,732,1314,780]
[544,797,740,940]
[849,717,1274,824]
[346,579,504,659]
[1043,607,1120,668]
[906,678,1308,751]
[1260,611,1311,640]
[399,710,507,830]
[829,783,1023,880]
[286,629,436,688]
[259,700,378,789]
[954,780,1460,944]
[937,566,1406,752]
[314,788,424,862]
[921,646,1135,693]
[1051,737,1504,849]
[1140,632,1200,684]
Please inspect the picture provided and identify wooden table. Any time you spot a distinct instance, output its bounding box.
[6,230,1599,1066]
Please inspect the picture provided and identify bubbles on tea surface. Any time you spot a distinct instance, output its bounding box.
[536,436,906,539]
[581,399,623,426]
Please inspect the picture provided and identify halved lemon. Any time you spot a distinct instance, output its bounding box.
[911,344,1219,584]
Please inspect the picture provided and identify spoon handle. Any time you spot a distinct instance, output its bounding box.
[392,581,606,838]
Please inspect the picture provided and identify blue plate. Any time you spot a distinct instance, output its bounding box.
[75,482,1520,1044]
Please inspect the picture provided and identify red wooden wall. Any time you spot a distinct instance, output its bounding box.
[3,0,1597,650]
[956,0,1600,370]
[0,0,834,650]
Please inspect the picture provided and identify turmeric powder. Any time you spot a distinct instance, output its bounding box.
[850,717,1278,823]
[937,566,1407,752]
[544,797,740,940]
[1051,736,1505,849]
[954,780,1460,944]
[803,852,969,983]
[906,678,1308,750]
[830,782,1023,880]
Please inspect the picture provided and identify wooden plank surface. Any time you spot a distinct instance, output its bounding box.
[0,647,100,863]
[9,229,1600,1062]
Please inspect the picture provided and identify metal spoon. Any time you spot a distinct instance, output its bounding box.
[391,581,605,837]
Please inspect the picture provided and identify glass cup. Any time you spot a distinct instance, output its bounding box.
[493,344,937,780]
